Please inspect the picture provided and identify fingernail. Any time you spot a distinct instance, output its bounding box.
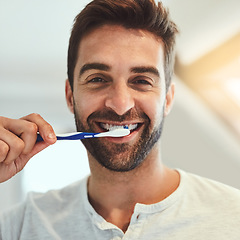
[48,133,55,139]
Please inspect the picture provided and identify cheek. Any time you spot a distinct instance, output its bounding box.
[139,95,165,127]
[73,91,105,121]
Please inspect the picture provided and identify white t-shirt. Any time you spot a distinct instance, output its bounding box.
[0,169,240,240]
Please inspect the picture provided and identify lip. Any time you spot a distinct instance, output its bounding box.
[94,120,144,143]
[104,125,143,143]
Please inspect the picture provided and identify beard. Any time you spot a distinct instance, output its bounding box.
[73,106,164,172]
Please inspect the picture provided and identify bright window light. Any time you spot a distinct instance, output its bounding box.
[224,78,240,106]
[22,141,90,194]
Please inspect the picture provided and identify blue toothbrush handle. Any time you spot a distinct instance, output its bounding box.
[36,132,98,142]
[56,132,96,140]
[36,134,44,142]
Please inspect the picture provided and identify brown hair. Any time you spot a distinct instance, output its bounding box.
[67,0,178,91]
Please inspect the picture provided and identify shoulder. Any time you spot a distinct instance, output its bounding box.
[177,170,240,235]
[0,201,27,240]
[180,170,240,194]
[178,169,240,211]
[27,176,88,212]
[0,176,88,226]
[0,177,90,239]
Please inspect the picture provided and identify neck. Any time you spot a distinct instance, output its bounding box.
[87,144,180,232]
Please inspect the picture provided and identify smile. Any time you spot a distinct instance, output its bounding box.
[99,123,140,132]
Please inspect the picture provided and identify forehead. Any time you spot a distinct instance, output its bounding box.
[78,24,164,62]
[81,24,162,45]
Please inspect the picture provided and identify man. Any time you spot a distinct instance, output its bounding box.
[0,0,240,239]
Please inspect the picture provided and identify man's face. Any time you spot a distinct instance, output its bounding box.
[66,25,174,172]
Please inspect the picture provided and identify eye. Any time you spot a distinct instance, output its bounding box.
[134,79,152,85]
[130,77,153,91]
[84,75,110,90]
[88,77,106,83]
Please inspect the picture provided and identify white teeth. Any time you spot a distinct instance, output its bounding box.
[127,124,138,131]
[100,123,138,131]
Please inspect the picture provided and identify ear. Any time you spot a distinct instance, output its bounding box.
[65,79,74,114]
[164,82,175,117]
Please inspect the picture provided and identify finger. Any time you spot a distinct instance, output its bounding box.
[0,140,9,163]
[0,116,31,136]
[0,117,38,156]
[0,128,25,165]
[21,113,57,144]
[19,121,38,154]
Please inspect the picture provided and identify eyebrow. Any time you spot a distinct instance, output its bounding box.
[79,62,160,78]
[79,63,111,77]
[130,66,160,78]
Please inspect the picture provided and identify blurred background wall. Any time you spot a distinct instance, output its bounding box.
[0,0,240,213]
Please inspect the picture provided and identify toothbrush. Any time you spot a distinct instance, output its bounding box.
[36,128,130,142]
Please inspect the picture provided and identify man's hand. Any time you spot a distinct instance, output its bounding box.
[0,114,57,183]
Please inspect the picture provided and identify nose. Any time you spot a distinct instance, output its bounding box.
[105,83,135,116]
